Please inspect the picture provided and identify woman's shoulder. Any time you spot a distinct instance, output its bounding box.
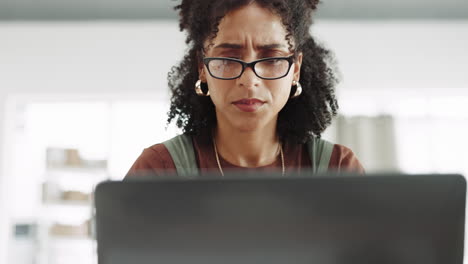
[125,134,204,179]
[125,143,177,178]
[301,137,364,174]
[329,143,365,174]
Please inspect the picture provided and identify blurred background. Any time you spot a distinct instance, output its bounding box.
[1,0,467,263]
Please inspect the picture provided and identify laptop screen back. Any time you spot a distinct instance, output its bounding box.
[95,173,465,264]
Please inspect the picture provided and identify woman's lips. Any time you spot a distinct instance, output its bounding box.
[232,99,265,112]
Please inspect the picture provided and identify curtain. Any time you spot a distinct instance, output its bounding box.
[325,115,399,172]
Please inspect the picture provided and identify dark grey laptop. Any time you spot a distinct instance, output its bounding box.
[94,172,466,264]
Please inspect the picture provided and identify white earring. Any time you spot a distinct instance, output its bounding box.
[291,80,302,98]
[195,80,210,96]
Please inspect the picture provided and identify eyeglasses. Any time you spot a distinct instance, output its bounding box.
[203,55,295,80]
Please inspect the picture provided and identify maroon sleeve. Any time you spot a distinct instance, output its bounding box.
[328,144,365,174]
[125,144,177,178]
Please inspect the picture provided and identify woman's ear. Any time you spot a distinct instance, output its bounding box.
[293,52,303,81]
[198,63,207,82]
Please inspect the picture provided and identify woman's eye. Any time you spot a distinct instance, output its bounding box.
[266,59,281,64]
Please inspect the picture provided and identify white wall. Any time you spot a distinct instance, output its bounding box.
[313,21,468,93]
[0,93,8,264]
[2,21,467,96]
[1,20,468,263]
[0,21,186,95]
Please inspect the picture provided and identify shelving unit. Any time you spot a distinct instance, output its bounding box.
[5,99,175,263]
[36,147,108,264]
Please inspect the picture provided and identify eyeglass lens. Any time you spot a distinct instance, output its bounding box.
[207,58,290,79]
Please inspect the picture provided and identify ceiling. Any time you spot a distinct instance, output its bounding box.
[1,0,467,20]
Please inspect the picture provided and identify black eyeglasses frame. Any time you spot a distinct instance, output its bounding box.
[202,55,295,80]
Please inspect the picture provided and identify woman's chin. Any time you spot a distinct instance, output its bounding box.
[217,111,276,133]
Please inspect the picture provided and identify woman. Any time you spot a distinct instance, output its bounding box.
[127,0,364,178]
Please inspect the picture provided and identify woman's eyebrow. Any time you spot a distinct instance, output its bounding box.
[257,43,287,50]
[213,43,287,50]
[214,43,243,50]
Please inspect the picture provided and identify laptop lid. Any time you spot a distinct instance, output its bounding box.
[94,173,466,264]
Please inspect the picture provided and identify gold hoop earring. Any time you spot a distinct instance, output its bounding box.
[291,80,302,98]
[195,80,210,96]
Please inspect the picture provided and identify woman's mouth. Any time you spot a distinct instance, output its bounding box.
[232,99,265,112]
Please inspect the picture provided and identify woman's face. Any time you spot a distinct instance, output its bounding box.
[200,2,303,133]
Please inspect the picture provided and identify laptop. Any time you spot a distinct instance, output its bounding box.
[94,172,466,264]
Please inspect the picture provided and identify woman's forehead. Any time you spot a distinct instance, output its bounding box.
[205,3,290,51]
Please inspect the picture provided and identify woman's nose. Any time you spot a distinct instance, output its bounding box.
[237,66,260,88]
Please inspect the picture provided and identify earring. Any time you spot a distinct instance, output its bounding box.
[195,80,210,96]
[291,80,302,98]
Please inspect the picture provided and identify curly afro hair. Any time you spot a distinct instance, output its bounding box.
[167,0,339,144]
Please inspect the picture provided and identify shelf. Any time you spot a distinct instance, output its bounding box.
[45,168,108,178]
[48,235,94,243]
[39,207,92,223]
[43,200,91,208]
[38,147,104,264]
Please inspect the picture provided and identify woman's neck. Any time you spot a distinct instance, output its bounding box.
[213,122,281,168]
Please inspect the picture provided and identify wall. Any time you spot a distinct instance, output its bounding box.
[1,20,468,263]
